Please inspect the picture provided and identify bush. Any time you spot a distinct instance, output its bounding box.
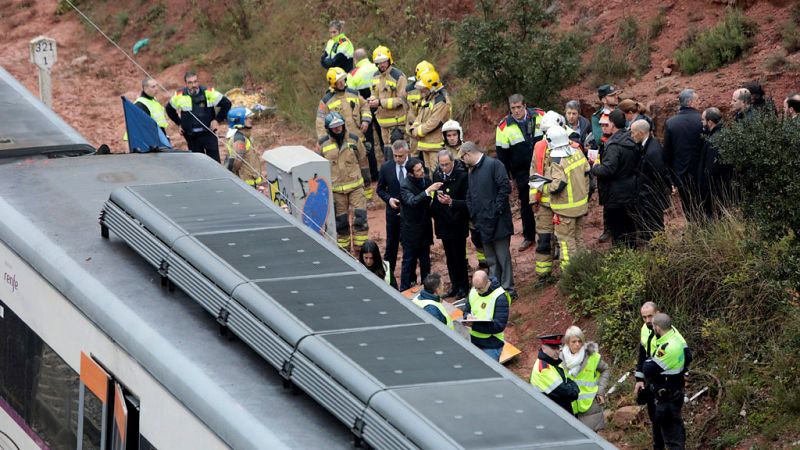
[647,7,667,39]
[780,20,800,53]
[584,43,632,87]
[674,8,757,74]
[454,0,585,109]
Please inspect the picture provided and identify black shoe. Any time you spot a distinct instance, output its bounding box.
[478,261,490,270]
[518,239,534,252]
[598,231,611,243]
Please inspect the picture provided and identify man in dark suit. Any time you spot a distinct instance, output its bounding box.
[431,150,470,298]
[399,158,442,290]
[631,119,670,241]
[663,89,704,221]
[376,140,410,276]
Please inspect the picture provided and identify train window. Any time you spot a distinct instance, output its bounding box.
[0,300,101,449]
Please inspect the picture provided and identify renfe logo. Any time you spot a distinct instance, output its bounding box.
[4,272,18,293]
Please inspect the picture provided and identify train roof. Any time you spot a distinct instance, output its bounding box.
[0,66,94,159]
[0,153,354,449]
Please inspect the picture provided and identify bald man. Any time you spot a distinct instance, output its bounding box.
[463,270,509,361]
[731,88,754,122]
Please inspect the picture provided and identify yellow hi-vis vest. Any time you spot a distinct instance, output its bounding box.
[467,287,507,341]
[411,296,455,330]
[549,151,590,217]
[530,358,566,394]
[651,327,688,376]
[123,96,169,141]
[495,112,543,150]
[570,352,601,414]
[169,87,224,112]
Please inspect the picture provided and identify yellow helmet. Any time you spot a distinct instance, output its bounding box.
[372,45,393,65]
[416,70,441,91]
[326,67,347,89]
[415,60,435,79]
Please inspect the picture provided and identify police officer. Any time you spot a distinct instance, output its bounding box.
[166,70,231,162]
[224,107,262,187]
[634,301,661,441]
[409,70,451,170]
[318,112,371,254]
[547,126,591,270]
[463,270,509,361]
[642,313,692,450]
[320,19,354,72]
[530,334,579,413]
[369,46,407,162]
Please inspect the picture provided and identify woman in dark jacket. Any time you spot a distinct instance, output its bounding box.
[591,110,640,248]
[398,158,442,290]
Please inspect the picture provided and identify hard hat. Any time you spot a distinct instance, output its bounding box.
[441,119,463,142]
[227,107,254,130]
[415,70,441,91]
[324,111,346,130]
[546,126,570,150]
[326,67,347,89]
[540,110,565,133]
[415,60,435,79]
[372,45,393,64]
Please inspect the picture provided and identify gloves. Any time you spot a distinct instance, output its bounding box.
[361,168,372,184]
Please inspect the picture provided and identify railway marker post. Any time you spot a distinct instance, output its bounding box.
[29,36,57,108]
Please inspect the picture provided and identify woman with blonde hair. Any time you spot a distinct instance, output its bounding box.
[561,325,610,430]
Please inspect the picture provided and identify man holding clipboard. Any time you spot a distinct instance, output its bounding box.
[462,270,510,361]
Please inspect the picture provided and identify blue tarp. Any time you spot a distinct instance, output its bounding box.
[122,96,172,153]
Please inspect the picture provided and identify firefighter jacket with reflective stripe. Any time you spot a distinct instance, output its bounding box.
[569,352,601,414]
[135,95,169,129]
[412,297,455,330]
[371,66,407,127]
[347,59,378,97]
[318,133,368,193]
[226,132,262,185]
[316,88,371,141]
[405,81,422,130]
[167,86,229,134]
[412,88,451,152]
[549,150,591,217]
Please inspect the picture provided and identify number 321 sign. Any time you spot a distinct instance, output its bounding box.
[30,36,57,71]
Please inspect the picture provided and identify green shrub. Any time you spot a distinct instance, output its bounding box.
[674,8,757,74]
[454,0,585,109]
[781,20,800,53]
[647,7,667,40]
[584,43,633,86]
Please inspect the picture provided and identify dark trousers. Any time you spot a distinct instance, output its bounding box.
[441,236,469,294]
[649,395,686,450]
[605,206,637,248]
[677,180,702,222]
[384,210,401,274]
[365,120,379,181]
[185,131,220,162]
[400,243,431,291]
[513,172,536,241]
[636,200,665,242]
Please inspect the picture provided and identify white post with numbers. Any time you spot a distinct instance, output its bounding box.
[29,36,57,108]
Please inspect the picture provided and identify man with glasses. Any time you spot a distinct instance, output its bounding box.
[167,70,231,162]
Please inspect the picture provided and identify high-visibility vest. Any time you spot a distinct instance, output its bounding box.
[495,109,544,150]
[641,323,658,357]
[650,327,688,376]
[549,151,590,217]
[381,260,392,286]
[325,33,354,60]
[347,59,378,93]
[467,286,508,341]
[570,352,601,414]
[169,87,224,112]
[412,296,455,330]
[135,96,169,129]
[530,358,566,394]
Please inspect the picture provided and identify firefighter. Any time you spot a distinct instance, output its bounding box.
[409,70,451,170]
[442,119,462,156]
[547,126,591,270]
[369,46,407,163]
[224,107,263,187]
[318,112,371,254]
[406,60,436,158]
[316,67,374,199]
[529,111,563,279]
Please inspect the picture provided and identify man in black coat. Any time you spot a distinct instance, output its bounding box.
[376,140,410,275]
[697,108,734,220]
[663,89,704,221]
[591,110,640,248]
[399,158,442,291]
[631,119,670,242]
[431,150,470,298]
[462,142,516,297]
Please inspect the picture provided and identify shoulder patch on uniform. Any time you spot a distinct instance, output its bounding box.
[539,359,549,370]
[498,118,507,130]
[322,91,335,103]
[406,84,416,93]
[389,66,404,80]
[318,136,330,146]
[345,87,359,95]
[434,92,447,104]
[348,132,360,141]
[339,37,347,44]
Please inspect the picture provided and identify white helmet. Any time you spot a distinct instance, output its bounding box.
[546,126,572,157]
[540,110,565,133]
[441,119,463,142]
